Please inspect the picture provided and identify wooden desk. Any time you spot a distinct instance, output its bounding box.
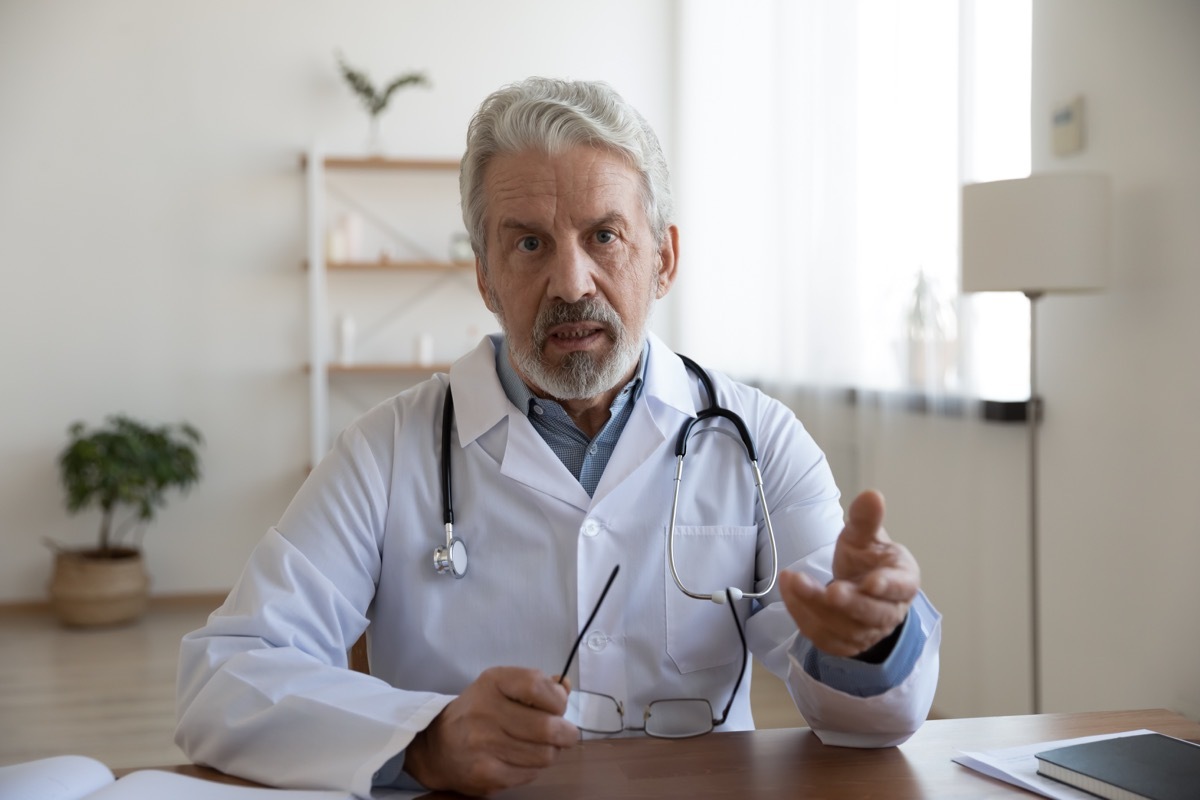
[160,709,1200,799]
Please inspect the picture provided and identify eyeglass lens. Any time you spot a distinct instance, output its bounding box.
[568,691,717,738]
[645,699,715,738]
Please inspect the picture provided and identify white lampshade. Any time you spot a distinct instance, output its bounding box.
[961,172,1111,293]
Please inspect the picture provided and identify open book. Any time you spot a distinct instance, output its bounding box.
[0,755,414,800]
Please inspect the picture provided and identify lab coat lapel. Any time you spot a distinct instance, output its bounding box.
[589,401,670,506]
[501,414,592,511]
[449,336,591,512]
[591,335,699,506]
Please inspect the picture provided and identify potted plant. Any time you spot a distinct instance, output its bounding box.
[335,50,430,152]
[50,414,203,627]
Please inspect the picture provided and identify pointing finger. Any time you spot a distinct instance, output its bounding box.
[842,489,888,546]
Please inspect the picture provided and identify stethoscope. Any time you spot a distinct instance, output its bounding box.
[434,355,780,605]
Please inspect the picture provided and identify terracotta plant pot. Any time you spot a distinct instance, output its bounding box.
[48,548,150,627]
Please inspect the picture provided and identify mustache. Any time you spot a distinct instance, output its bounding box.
[532,299,623,345]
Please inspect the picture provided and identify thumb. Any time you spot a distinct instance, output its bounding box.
[842,489,887,545]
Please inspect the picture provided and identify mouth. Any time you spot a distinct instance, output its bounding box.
[544,322,608,353]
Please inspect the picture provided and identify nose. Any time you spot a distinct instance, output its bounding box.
[546,240,597,304]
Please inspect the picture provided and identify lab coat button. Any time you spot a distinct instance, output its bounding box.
[586,631,608,652]
[582,519,601,537]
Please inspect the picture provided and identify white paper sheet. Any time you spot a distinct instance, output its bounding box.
[0,759,422,800]
[0,755,115,800]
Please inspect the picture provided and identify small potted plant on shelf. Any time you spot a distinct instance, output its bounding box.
[336,50,430,152]
[50,414,203,627]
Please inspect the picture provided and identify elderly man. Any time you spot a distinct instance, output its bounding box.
[176,77,941,798]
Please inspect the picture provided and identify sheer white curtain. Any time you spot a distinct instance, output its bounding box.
[674,0,1030,400]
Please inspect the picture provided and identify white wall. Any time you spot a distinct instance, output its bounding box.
[1030,0,1200,719]
[0,0,678,601]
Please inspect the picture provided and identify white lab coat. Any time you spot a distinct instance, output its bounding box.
[176,333,941,798]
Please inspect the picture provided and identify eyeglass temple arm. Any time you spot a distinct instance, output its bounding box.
[557,564,620,685]
[715,588,749,727]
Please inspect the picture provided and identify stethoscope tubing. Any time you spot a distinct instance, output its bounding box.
[434,387,468,578]
[667,421,779,604]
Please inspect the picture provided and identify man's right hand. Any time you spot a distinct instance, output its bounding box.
[404,666,578,796]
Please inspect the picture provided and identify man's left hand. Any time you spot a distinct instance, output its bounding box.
[778,490,919,658]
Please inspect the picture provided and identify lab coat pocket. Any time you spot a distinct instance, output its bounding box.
[664,525,757,674]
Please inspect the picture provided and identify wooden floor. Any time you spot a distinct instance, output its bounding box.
[0,599,223,771]
[0,598,805,771]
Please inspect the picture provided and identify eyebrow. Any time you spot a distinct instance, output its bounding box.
[589,212,631,231]
[496,218,543,235]
[496,212,631,235]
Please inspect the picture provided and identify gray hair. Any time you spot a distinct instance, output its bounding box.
[460,77,674,262]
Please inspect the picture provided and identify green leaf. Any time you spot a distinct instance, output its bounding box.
[57,414,204,550]
[334,51,430,118]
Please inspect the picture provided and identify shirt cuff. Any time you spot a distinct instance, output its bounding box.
[372,751,425,791]
[798,610,926,697]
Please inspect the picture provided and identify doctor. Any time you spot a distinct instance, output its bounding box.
[176,77,941,798]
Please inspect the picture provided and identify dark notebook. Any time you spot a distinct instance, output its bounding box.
[1034,732,1200,800]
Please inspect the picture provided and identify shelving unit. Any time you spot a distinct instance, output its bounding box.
[326,362,457,375]
[317,259,472,272]
[304,258,473,273]
[303,146,475,467]
[300,154,460,172]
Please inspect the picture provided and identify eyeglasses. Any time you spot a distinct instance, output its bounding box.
[557,565,748,739]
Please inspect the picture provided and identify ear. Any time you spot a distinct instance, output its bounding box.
[476,255,497,312]
[654,225,680,299]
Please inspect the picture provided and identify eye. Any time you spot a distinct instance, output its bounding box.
[595,229,617,245]
[517,235,541,253]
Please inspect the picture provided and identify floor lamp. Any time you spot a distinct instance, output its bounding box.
[960,172,1111,714]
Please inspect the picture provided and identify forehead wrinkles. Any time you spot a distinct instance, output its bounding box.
[484,151,640,228]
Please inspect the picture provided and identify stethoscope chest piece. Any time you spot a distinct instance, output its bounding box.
[434,536,468,579]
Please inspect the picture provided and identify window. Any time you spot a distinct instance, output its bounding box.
[675,0,1031,399]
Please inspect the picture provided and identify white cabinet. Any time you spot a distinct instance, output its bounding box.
[302,147,492,467]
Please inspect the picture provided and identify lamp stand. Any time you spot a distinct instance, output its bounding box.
[1026,290,1043,715]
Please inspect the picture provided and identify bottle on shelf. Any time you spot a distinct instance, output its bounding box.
[415,333,435,367]
[337,314,357,365]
